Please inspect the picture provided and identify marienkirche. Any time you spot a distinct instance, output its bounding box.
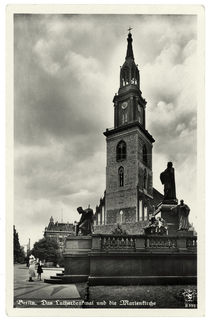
[94,31,163,233]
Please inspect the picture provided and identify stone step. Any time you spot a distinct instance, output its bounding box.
[44,274,89,284]
[56,272,64,276]
[62,275,88,283]
[50,276,63,280]
[44,278,63,284]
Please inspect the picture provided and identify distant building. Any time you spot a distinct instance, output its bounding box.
[44,216,74,250]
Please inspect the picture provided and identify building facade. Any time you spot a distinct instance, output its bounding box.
[44,216,74,250]
[94,31,163,231]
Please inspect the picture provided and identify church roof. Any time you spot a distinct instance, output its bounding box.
[151,188,164,208]
[46,220,73,232]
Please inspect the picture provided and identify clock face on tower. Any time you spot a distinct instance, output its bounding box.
[121,101,128,109]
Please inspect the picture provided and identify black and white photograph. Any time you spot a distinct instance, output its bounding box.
[6,4,205,316]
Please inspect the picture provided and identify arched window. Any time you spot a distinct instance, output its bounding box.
[116,140,126,161]
[131,65,137,85]
[121,66,130,86]
[143,144,147,165]
[118,167,124,187]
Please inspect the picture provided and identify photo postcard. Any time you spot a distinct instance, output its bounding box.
[6,4,205,317]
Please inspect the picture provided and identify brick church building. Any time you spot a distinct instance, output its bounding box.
[94,31,163,233]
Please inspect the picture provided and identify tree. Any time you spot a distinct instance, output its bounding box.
[31,238,59,264]
[13,226,25,263]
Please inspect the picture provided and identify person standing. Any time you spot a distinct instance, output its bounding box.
[37,261,43,281]
[28,255,36,282]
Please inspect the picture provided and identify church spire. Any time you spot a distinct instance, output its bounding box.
[126,30,134,60]
[112,31,149,130]
[119,30,139,89]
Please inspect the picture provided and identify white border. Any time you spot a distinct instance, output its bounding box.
[4,3,205,318]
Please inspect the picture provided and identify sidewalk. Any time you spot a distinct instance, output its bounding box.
[14,264,80,302]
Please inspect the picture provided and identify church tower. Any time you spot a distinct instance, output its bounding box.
[104,31,155,224]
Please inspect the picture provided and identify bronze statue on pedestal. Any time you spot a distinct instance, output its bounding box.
[160,162,177,204]
[76,206,94,236]
[171,200,190,231]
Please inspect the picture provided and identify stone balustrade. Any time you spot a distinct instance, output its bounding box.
[146,236,177,249]
[101,235,135,250]
[186,237,197,249]
[91,234,197,252]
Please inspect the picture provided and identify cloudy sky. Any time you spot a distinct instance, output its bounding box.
[14,14,197,247]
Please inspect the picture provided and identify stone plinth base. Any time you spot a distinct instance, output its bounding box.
[158,204,179,234]
[177,230,194,236]
[162,199,178,205]
[88,251,196,285]
[63,236,92,276]
[45,234,197,285]
[64,236,92,254]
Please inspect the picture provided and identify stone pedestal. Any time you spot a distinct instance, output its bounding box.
[64,236,92,254]
[45,234,197,285]
[63,236,92,281]
[159,203,179,235]
[177,230,194,236]
[162,199,178,205]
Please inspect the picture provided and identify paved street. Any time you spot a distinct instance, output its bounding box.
[14,264,80,302]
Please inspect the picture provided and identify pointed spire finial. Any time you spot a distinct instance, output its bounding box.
[126,28,134,60]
